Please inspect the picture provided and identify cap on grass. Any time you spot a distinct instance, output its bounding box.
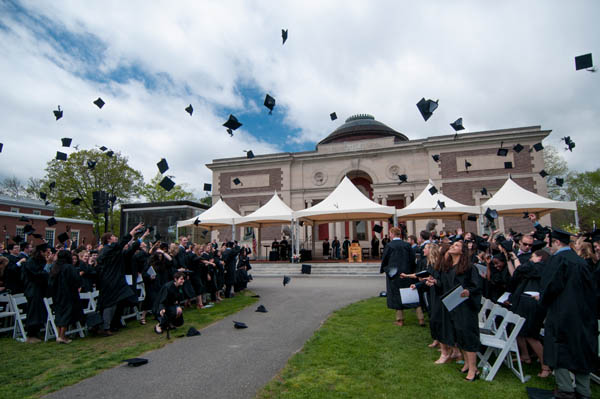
[123,358,148,367]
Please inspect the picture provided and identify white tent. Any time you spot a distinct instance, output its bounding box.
[177,198,241,228]
[235,192,293,227]
[481,178,577,217]
[396,180,480,220]
[293,176,396,223]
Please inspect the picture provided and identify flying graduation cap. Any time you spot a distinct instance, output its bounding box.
[428,185,438,195]
[233,177,242,186]
[555,177,564,187]
[480,187,488,196]
[562,136,575,152]
[46,217,57,227]
[159,176,175,191]
[464,160,472,172]
[539,170,548,178]
[0,143,2,153]
[99,146,107,151]
[245,150,255,159]
[513,143,524,153]
[185,104,193,116]
[157,158,169,174]
[226,128,234,137]
[330,112,337,121]
[397,174,407,184]
[223,114,242,131]
[416,98,438,121]
[373,224,383,234]
[39,191,47,200]
[93,97,105,108]
[61,138,72,147]
[435,200,445,210]
[105,150,114,157]
[87,160,97,170]
[49,181,56,190]
[450,117,464,132]
[531,142,544,152]
[203,183,212,191]
[264,94,276,114]
[574,53,594,71]
[193,217,200,226]
[23,224,35,234]
[484,208,498,222]
[71,198,83,206]
[281,28,288,45]
[56,151,67,161]
[432,154,440,162]
[504,161,513,169]
[53,105,63,120]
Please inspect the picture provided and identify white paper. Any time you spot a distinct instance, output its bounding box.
[474,263,487,277]
[497,292,511,303]
[136,274,143,283]
[147,266,156,278]
[524,291,539,297]
[441,285,468,312]
[125,275,133,285]
[399,287,420,305]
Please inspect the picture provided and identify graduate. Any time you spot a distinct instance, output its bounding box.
[21,243,51,343]
[154,271,186,334]
[222,241,241,298]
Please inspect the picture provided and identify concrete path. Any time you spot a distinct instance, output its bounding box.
[46,276,385,399]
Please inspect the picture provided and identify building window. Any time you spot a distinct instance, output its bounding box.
[15,226,24,239]
[10,207,19,213]
[70,231,80,247]
[32,210,41,215]
[45,229,55,246]
[353,221,366,241]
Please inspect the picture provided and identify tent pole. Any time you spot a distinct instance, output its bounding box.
[290,220,294,262]
[232,223,236,241]
[574,208,580,230]
[257,224,262,261]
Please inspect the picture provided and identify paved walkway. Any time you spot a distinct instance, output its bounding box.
[46,276,385,399]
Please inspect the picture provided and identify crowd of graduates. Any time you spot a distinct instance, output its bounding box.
[0,221,253,343]
[381,215,599,398]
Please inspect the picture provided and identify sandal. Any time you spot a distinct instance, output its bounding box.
[537,367,552,378]
[140,317,147,325]
[154,325,163,334]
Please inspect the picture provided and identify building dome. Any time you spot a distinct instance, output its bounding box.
[318,114,408,145]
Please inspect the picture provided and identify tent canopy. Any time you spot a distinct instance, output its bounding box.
[293,176,396,224]
[177,198,241,228]
[396,180,480,220]
[235,192,293,227]
[482,178,577,217]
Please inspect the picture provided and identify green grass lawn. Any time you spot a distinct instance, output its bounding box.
[0,291,258,399]
[257,297,599,399]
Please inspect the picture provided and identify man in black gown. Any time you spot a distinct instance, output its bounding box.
[154,271,186,334]
[222,241,240,298]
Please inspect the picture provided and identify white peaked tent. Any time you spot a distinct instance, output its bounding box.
[235,192,293,227]
[396,180,480,220]
[481,178,577,217]
[293,176,396,223]
[177,198,241,228]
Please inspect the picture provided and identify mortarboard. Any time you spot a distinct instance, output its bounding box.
[159,176,175,191]
[504,161,513,169]
[555,177,564,187]
[157,158,169,174]
[397,174,407,184]
[31,233,42,239]
[35,242,48,252]
[550,228,573,244]
[56,151,67,161]
[264,94,276,114]
[233,321,248,329]
[450,117,464,131]
[193,218,200,226]
[416,98,439,121]
[539,170,548,178]
[186,326,201,337]
[373,224,383,233]
[428,186,438,195]
[203,183,212,191]
[53,105,63,120]
[87,160,96,170]
[480,187,488,196]
[283,275,291,286]
[105,150,114,157]
[223,114,242,130]
[499,239,514,253]
[39,191,47,200]
[23,224,35,234]
[467,215,478,222]
[512,144,524,153]
[45,200,50,206]
[523,211,530,219]
[464,160,472,171]
[99,146,107,151]
[233,178,241,186]
[61,138,72,147]
[93,97,105,109]
[432,154,440,162]
[531,142,544,152]
[255,305,268,313]
[226,128,233,137]
[330,112,337,121]
[562,136,575,152]
[574,53,593,71]
[71,198,83,206]
[531,239,546,252]
[251,294,260,298]
[282,28,288,45]
[123,358,148,367]
[484,208,498,222]
[185,104,193,116]
[246,150,255,159]
[436,200,445,210]
[497,148,508,157]
[58,232,69,243]
[49,181,56,190]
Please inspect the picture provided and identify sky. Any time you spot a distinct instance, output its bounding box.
[1,0,598,198]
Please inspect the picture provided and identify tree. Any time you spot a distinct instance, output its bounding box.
[199,194,212,207]
[565,169,600,231]
[44,149,144,237]
[24,177,43,199]
[542,145,570,200]
[139,172,196,202]
[1,176,25,198]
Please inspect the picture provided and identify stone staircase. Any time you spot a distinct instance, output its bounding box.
[249,262,382,277]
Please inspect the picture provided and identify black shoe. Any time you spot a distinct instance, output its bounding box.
[464,373,479,382]
[459,368,468,374]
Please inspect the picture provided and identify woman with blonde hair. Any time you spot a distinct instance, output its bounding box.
[575,237,598,269]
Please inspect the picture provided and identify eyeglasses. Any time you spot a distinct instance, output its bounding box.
[521,242,533,247]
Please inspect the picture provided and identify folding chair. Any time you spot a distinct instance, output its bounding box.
[478,298,494,328]
[477,311,530,382]
[79,291,99,315]
[121,277,145,324]
[10,294,29,342]
[479,303,507,333]
[43,297,86,342]
[0,293,16,335]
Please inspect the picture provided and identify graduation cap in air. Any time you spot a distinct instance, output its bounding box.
[416,98,438,121]
[467,215,478,222]
[373,224,383,234]
[245,150,255,159]
[282,28,288,44]
[574,53,593,71]
[555,177,564,187]
[49,181,56,190]
[99,146,107,152]
[58,232,69,244]
[105,150,114,158]
[522,211,530,219]
[193,218,200,226]
[186,326,201,337]
[185,104,193,116]
[226,128,233,137]
[93,97,105,109]
[256,305,268,313]
[497,148,508,157]
[19,216,30,222]
[330,112,337,121]
[464,160,472,171]
[432,154,440,162]
[12,235,23,244]
[45,200,50,206]
[61,138,72,147]
[264,94,276,114]
[159,176,175,191]
[450,117,464,131]
[233,321,248,329]
[203,183,212,192]
[434,200,445,210]
[512,144,524,153]
[53,105,63,120]
[87,160,97,170]
[71,198,83,206]
[223,114,242,130]
[484,208,498,222]
[39,191,47,200]
[23,224,35,234]
[283,275,291,286]
[397,174,407,184]
[428,185,438,195]
[474,235,490,251]
[562,136,575,151]
[157,158,169,174]
[123,358,148,367]
[499,239,514,253]
[56,151,67,161]
[531,142,544,152]
[233,178,241,186]
[504,161,513,169]
[480,187,488,196]
[539,170,548,178]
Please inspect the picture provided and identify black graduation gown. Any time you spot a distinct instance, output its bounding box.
[440,265,482,352]
[154,281,185,328]
[234,256,251,292]
[222,246,240,285]
[541,249,598,373]
[5,254,25,294]
[49,262,83,327]
[22,257,49,329]
[96,234,136,310]
[187,253,206,296]
[428,267,454,345]
[77,261,97,293]
[380,239,416,310]
[487,266,510,303]
[141,261,160,312]
[371,238,380,257]
[508,261,546,338]
[322,241,330,256]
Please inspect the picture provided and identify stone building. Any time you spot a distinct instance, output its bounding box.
[207,114,550,257]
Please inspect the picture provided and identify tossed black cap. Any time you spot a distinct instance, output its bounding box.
[157,158,169,174]
[255,305,268,313]
[532,142,544,152]
[23,224,35,234]
[497,148,508,157]
[562,136,575,152]
[575,53,593,70]
[186,326,201,337]
[93,97,105,109]
[523,211,530,219]
[450,117,464,131]
[555,177,564,187]
[551,228,573,244]
[53,105,63,120]
[480,187,488,196]
[464,160,472,170]
[330,112,337,121]
[19,216,30,222]
[12,235,23,244]
[499,239,514,253]
[436,200,445,210]
[35,242,49,252]
[233,178,241,186]
[39,192,47,200]
[105,150,114,157]
[397,174,407,184]
[512,144,524,153]
[467,215,478,222]
[264,94,276,114]
[123,358,148,367]
[226,128,234,137]
[416,98,438,121]
[246,150,255,159]
[159,176,175,191]
[373,224,383,233]
[0,143,2,153]
[432,154,440,162]
[484,208,498,222]
[283,275,291,286]
[71,198,83,206]
[428,185,438,195]
[193,217,200,226]
[99,146,107,152]
[56,151,68,161]
[504,161,513,169]
[61,138,72,147]
[233,321,248,329]
[282,28,288,45]
[539,170,548,178]
[87,160,97,170]
[49,181,56,190]
[223,114,242,130]
[57,232,69,243]
[46,217,57,227]
[532,239,546,251]
[203,183,212,191]
[185,104,193,116]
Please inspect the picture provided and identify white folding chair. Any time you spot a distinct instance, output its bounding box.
[479,303,508,333]
[0,293,16,335]
[121,277,145,323]
[79,291,99,315]
[478,298,494,328]
[10,294,29,342]
[43,297,86,342]
[478,311,530,382]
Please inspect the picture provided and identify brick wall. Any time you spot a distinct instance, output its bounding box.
[440,145,533,179]
[0,204,53,216]
[219,168,283,195]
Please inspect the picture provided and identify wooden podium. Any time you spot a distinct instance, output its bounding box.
[348,243,362,262]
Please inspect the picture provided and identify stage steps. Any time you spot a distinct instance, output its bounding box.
[249,262,382,277]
